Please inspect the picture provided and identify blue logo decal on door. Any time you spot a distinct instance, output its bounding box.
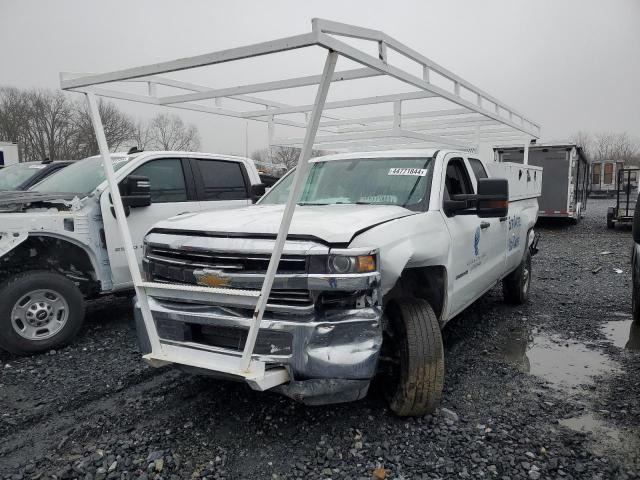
[473,226,481,256]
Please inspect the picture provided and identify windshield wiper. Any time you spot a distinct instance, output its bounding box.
[297,202,330,206]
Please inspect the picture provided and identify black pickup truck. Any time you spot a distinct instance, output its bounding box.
[0,160,73,192]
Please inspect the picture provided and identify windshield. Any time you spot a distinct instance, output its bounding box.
[260,157,433,210]
[34,156,131,195]
[0,163,44,191]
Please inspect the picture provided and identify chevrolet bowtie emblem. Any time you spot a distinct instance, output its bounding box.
[193,269,232,288]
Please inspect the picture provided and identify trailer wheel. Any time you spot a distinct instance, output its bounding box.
[384,298,444,417]
[503,250,532,305]
[0,271,85,354]
[607,209,615,229]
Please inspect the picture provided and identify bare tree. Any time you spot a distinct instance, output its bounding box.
[571,130,592,159]
[148,113,200,151]
[271,146,301,169]
[130,120,153,151]
[251,146,329,170]
[20,89,77,161]
[614,132,639,162]
[71,98,136,157]
[251,148,270,163]
[0,87,29,159]
[0,87,137,161]
[590,132,640,163]
[592,132,617,162]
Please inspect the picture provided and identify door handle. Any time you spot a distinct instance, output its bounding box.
[499,216,508,222]
[480,221,491,229]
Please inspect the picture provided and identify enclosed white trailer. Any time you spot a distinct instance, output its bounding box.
[60,18,541,390]
[494,142,588,221]
[0,142,19,168]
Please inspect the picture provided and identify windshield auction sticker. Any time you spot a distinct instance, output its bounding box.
[388,168,428,176]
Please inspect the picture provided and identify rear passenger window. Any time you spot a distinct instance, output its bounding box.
[196,159,248,200]
[468,158,488,181]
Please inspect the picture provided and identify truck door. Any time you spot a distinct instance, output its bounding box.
[189,158,253,211]
[100,157,200,288]
[466,157,507,282]
[441,156,502,316]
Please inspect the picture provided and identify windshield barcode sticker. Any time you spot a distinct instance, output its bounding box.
[388,168,427,176]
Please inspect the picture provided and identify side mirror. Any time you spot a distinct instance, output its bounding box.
[633,193,640,243]
[477,178,509,218]
[443,195,474,217]
[120,175,151,208]
[250,183,266,203]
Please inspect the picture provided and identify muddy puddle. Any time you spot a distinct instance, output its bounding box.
[498,327,620,391]
[601,318,640,350]
[559,413,640,460]
[498,321,640,464]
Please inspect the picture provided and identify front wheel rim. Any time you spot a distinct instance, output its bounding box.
[11,289,69,341]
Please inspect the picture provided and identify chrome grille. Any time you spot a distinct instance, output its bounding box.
[144,246,313,308]
[146,247,306,273]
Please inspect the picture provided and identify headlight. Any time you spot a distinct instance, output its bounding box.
[328,255,354,273]
[327,254,376,274]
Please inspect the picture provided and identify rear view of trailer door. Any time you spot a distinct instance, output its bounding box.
[532,149,570,216]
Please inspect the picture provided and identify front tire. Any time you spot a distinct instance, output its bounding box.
[0,271,85,354]
[503,250,532,305]
[385,298,444,417]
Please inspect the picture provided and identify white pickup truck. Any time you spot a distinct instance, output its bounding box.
[0,151,264,354]
[135,149,541,415]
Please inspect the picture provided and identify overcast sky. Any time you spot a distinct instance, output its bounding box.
[1,0,639,156]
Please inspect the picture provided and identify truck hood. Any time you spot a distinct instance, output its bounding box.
[0,191,81,212]
[154,204,418,244]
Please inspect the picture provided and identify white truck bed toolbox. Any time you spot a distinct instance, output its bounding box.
[487,162,543,201]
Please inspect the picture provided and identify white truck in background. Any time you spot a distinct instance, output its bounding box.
[135,149,542,416]
[0,151,265,354]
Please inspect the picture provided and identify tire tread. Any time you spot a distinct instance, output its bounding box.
[389,298,444,416]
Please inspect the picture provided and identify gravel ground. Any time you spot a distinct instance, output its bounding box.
[1,198,639,480]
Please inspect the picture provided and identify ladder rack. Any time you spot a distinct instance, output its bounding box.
[60,18,540,387]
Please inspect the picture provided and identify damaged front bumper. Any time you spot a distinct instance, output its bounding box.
[135,233,385,404]
[134,298,383,404]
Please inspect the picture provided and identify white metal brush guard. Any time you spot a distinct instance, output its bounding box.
[60,18,540,389]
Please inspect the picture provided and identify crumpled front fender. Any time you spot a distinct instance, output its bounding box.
[348,211,451,296]
[0,231,28,257]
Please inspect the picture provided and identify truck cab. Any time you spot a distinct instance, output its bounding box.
[135,149,541,415]
[0,151,264,354]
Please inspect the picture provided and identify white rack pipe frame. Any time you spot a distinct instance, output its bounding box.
[60,18,541,152]
[61,18,540,379]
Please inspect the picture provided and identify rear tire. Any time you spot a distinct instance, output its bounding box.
[0,271,85,354]
[503,250,532,305]
[385,298,444,417]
